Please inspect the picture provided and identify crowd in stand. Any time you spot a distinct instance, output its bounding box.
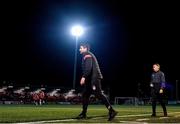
[0,86,99,105]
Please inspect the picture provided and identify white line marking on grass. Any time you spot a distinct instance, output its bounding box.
[117,111,180,118]
[136,118,150,121]
[168,112,180,114]
[13,111,180,124]
[117,114,150,118]
[159,116,169,119]
[119,121,128,123]
[90,113,151,120]
[135,112,180,123]
[12,119,76,124]
[120,121,148,124]
[22,119,76,124]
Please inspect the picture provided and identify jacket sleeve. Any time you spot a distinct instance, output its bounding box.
[150,74,154,87]
[161,72,166,88]
[82,57,93,78]
[150,74,153,84]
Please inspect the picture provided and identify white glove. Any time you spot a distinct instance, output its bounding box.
[159,89,163,94]
[150,83,154,87]
[92,85,96,90]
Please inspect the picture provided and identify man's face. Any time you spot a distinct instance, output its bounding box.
[79,46,87,54]
[153,65,160,72]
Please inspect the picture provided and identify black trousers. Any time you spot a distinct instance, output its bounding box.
[81,78,112,114]
[151,84,167,114]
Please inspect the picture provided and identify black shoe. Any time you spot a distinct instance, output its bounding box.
[76,113,86,119]
[108,110,118,121]
[164,112,167,117]
[151,113,156,117]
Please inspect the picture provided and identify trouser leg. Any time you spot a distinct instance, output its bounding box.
[151,88,157,115]
[152,98,157,115]
[159,94,167,116]
[93,79,114,111]
[81,86,91,114]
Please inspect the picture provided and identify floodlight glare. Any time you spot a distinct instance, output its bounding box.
[71,25,84,37]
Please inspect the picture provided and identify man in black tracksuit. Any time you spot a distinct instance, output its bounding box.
[150,63,167,117]
[77,43,118,121]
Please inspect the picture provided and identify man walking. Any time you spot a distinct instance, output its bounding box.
[150,63,167,117]
[76,43,118,121]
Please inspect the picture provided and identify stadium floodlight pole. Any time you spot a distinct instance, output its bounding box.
[71,25,84,89]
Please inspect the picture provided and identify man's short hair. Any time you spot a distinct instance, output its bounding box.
[80,43,90,51]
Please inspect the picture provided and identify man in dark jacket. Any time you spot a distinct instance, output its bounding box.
[76,43,118,121]
[150,63,167,117]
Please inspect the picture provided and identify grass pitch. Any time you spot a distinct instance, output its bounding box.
[0,104,180,123]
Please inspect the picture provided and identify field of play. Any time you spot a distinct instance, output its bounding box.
[0,104,180,123]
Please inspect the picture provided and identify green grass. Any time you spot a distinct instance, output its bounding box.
[0,104,180,123]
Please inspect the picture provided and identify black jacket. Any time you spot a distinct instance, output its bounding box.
[151,70,166,88]
[82,51,103,80]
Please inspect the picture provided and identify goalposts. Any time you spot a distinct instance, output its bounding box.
[114,97,139,105]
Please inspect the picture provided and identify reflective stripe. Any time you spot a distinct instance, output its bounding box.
[83,54,92,60]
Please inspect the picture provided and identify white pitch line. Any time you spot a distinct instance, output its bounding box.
[14,119,76,124]
[13,111,180,124]
[136,118,150,121]
[136,112,180,122]
[117,113,150,118]
[159,116,169,119]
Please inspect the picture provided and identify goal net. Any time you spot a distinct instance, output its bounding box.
[114,97,138,105]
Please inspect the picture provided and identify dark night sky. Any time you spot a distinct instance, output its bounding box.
[0,1,179,98]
